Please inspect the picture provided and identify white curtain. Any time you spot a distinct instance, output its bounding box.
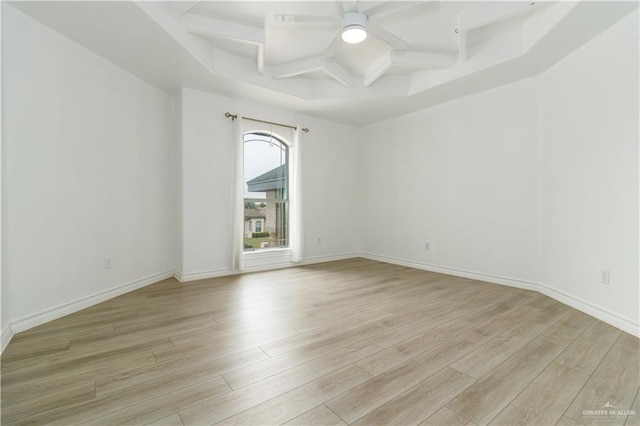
[232,117,244,272]
[290,126,303,263]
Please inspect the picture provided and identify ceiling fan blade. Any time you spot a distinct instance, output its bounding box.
[368,24,409,50]
[365,1,434,21]
[273,14,338,24]
[324,32,343,57]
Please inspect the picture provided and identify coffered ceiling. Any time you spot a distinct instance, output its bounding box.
[9,1,638,125]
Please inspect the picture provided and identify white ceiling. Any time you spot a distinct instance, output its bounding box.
[8,1,639,126]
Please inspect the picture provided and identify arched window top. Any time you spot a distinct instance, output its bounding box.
[243,131,290,148]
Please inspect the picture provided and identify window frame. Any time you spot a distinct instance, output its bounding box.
[242,131,291,253]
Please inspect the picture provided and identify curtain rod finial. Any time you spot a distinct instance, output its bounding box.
[225,112,238,121]
[301,128,309,133]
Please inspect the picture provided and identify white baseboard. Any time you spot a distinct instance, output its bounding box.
[226,252,359,274]
[175,268,234,283]
[360,252,540,291]
[176,265,294,283]
[539,283,639,337]
[10,270,174,334]
[244,261,295,273]
[302,252,360,265]
[360,252,639,338]
[1,325,13,353]
[175,253,360,282]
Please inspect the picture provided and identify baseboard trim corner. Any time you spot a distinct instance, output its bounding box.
[10,270,175,334]
[1,325,13,354]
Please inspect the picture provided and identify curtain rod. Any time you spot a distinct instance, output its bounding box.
[225,112,309,133]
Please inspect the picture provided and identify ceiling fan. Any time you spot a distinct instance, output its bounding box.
[273,1,429,52]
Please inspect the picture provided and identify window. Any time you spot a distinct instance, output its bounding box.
[243,132,288,251]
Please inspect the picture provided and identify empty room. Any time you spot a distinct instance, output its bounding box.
[1,0,638,425]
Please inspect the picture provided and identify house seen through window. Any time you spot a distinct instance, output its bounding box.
[243,132,289,251]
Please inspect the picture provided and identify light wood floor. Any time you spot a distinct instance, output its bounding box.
[2,258,638,425]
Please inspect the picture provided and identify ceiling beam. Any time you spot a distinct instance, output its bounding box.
[363,50,456,87]
[457,14,467,63]
[368,25,409,50]
[180,13,264,44]
[256,45,264,75]
[167,1,202,17]
[324,33,342,58]
[392,51,456,68]
[271,55,353,87]
[458,30,468,63]
[363,54,393,88]
[271,55,325,79]
[458,2,538,32]
[180,13,265,74]
[273,14,336,24]
[364,1,432,21]
[324,59,353,87]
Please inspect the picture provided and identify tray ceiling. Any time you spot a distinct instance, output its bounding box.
[8,1,638,125]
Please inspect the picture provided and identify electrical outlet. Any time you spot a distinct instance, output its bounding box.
[424,240,431,251]
[601,269,610,285]
[104,257,113,270]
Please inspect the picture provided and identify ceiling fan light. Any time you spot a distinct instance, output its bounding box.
[341,11,368,44]
[342,25,367,43]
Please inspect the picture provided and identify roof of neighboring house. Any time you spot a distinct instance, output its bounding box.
[247,164,286,193]
[244,209,265,220]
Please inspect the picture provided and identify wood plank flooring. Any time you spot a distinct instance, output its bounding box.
[1,258,638,425]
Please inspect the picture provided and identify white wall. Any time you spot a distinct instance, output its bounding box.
[359,10,638,334]
[360,78,542,286]
[540,10,639,329]
[179,89,360,280]
[178,89,234,277]
[2,5,176,331]
[298,115,361,259]
[0,0,8,348]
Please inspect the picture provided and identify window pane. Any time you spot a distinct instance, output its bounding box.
[244,134,288,200]
[244,201,288,250]
[243,133,289,252]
